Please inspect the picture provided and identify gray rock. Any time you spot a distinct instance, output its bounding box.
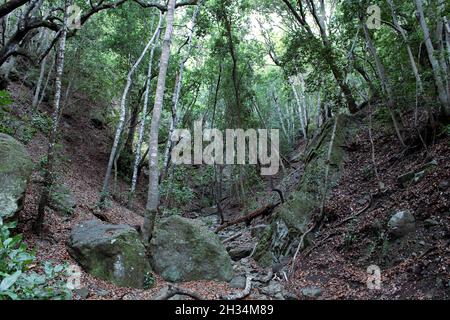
[67,220,153,289]
[229,275,247,289]
[397,160,438,188]
[301,286,323,298]
[438,180,449,191]
[260,281,283,297]
[387,210,415,239]
[0,134,33,219]
[424,218,439,228]
[74,287,89,299]
[149,215,233,282]
[50,184,76,215]
[228,243,254,261]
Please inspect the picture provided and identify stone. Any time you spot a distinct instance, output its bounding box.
[149,215,233,282]
[301,286,323,298]
[229,275,247,289]
[0,133,33,219]
[74,287,89,299]
[227,242,254,261]
[260,281,283,297]
[424,218,439,228]
[438,180,449,191]
[254,116,355,266]
[387,210,415,239]
[67,220,153,289]
[397,160,438,188]
[49,184,76,215]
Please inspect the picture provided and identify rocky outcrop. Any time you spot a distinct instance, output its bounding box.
[0,133,33,219]
[67,220,153,289]
[149,215,234,282]
[254,115,357,266]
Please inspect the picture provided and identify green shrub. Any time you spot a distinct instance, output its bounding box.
[0,219,72,300]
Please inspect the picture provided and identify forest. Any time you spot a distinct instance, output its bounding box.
[0,0,449,302]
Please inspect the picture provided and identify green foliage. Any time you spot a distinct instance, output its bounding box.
[0,220,72,300]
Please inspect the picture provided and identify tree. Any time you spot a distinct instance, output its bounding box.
[142,0,177,244]
[34,0,69,234]
[99,10,162,205]
[128,16,162,208]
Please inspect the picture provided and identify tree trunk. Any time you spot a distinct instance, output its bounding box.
[32,54,47,111]
[34,1,68,234]
[415,0,449,115]
[142,0,177,244]
[290,77,307,140]
[387,0,424,95]
[162,0,203,179]
[128,13,162,208]
[362,20,405,147]
[100,12,162,205]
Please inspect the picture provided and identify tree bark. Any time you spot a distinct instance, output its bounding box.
[162,0,202,179]
[100,11,162,205]
[34,1,68,234]
[142,0,177,244]
[128,13,162,207]
[415,0,449,115]
[362,20,405,147]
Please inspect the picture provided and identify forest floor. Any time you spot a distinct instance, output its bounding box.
[8,80,450,300]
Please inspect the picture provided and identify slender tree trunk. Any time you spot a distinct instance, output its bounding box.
[290,78,307,140]
[34,1,68,234]
[415,0,449,115]
[128,14,162,208]
[362,20,405,147]
[387,0,424,94]
[272,88,289,142]
[38,52,55,107]
[162,0,203,178]
[142,0,177,244]
[100,12,162,205]
[32,54,47,111]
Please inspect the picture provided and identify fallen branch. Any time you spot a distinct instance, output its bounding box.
[289,222,316,276]
[222,232,243,244]
[215,203,279,233]
[221,276,252,300]
[152,285,205,300]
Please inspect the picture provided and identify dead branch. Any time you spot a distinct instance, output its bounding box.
[215,203,279,233]
[222,232,243,244]
[152,285,205,300]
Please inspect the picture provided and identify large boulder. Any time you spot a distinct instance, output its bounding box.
[149,215,234,282]
[0,133,33,219]
[67,220,153,289]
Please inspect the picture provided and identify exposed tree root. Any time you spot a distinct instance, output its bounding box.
[221,276,252,300]
[152,285,205,300]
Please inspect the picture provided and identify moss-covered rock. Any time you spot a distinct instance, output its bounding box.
[49,184,77,215]
[149,215,234,282]
[254,115,357,266]
[0,133,33,219]
[67,220,153,289]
